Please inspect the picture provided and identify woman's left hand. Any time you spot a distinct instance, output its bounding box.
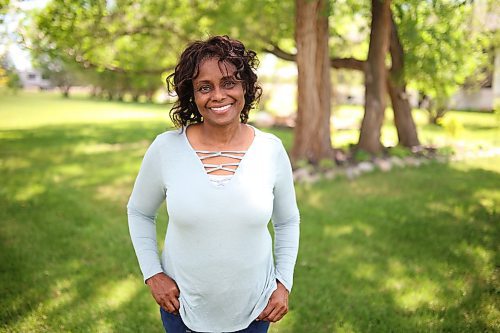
[257,280,289,322]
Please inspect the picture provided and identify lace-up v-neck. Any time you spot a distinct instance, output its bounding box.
[195,150,247,174]
[183,124,256,188]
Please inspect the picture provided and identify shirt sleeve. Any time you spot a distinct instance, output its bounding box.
[127,137,166,282]
[271,142,300,292]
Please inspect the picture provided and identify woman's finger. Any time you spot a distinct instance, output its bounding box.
[268,302,288,322]
[171,297,180,311]
[273,309,287,322]
[162,300,177,314]
[257,303,273,321]
[264,306,282,322]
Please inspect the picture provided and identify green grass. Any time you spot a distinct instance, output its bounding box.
[0,91,499,332]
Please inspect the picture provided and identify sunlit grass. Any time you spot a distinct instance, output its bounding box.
[0,90,171,129]
[0,92,498,332]
[331,104,499,149]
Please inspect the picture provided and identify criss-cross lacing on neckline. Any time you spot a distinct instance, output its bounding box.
[195,150,247,174]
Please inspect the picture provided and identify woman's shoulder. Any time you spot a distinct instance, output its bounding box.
[145,128,186,154]
[252,126,285,151]
[153,127,184,143]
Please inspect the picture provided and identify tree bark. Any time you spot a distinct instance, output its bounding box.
[293,0,333,164]
[357,0,392,154]
[387,12,420,148]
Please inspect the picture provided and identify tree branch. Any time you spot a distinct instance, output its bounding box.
[330,58,366,71]
[264,43,366,71]
[263,44,296,62]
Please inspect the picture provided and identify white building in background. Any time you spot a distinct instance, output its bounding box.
[449,0,499,112]
[449,45,500,112]
[17,70,51,89]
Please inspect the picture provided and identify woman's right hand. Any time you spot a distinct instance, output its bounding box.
[146,272,180,314]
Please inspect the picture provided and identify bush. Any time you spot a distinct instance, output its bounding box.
[319,158,335,170]
[353,149,372,162]
[388,145,413,158]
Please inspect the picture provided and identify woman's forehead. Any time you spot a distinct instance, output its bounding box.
[195,57,237,80]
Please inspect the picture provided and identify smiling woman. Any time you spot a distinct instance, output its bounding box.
[127,35,300,333]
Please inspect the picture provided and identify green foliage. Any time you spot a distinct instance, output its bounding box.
[25,0,202,99]
[425,95,449,124]
[319,158,335,170]
[295,158,312,170]
[328,0,370,59]
[202,0,294,50]
[1,93,498,332]
[0,0,9,11]
[0,55,22,92]
[353,148,371,162]
[388,145,412,158]
[437,145,455,157]
[0,0,9,23]
[393,1,489,113]
[5,70,21,91]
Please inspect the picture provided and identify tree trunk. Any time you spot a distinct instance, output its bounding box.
[387,11,420,148]
[358,0,392,154]
[61,85,71,98]
[292,0,333,164]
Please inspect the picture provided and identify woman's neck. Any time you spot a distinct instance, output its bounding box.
[197,122,247,150]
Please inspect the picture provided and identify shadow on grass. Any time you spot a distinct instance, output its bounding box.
[0,122,498,332]
[287,163,499,332]
[0,121,171,332]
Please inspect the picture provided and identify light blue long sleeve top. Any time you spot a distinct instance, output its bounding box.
[127,126,300,332]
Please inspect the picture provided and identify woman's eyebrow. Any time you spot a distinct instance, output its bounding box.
[193,79,212,85]
[195,76,236,84]
[221,75,238,81]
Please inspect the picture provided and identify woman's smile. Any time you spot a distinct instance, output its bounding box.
[209,103,233,113]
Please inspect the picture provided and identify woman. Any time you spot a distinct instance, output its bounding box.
[127,35,300,333]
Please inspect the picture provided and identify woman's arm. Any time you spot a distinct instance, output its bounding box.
[127,137,166,282]
[259,142,300,322]
[270,143,300,292]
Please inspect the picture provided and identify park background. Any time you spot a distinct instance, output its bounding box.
[1,0,499,332]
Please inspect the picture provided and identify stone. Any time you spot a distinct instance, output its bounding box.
[293,168,310,182]
[374,158,392,172]
[358,161,375,173]
[345,166,361,180]
[389,156,405,167]
[404,156,421,167]
[323,169,336,180]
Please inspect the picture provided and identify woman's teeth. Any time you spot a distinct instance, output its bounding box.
[210,104,232,112]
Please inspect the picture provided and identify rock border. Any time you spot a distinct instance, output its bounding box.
[292,147,500,184]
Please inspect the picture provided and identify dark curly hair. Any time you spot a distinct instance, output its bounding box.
[166,35,262,127]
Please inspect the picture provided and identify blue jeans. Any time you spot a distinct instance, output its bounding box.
[160,307,270,333]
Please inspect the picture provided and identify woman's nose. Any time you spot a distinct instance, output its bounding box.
[211,86,226,101]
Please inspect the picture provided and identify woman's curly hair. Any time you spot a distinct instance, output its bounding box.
[166,35,262,127]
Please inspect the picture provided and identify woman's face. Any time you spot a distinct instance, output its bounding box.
[192,57,245,127]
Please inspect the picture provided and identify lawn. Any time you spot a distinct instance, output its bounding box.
[0,91,499,332]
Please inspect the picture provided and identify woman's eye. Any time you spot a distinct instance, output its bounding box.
[198,85,211,93]
[223,81,236,89]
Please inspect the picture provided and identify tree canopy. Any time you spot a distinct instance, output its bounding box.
[20,0,495,159]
